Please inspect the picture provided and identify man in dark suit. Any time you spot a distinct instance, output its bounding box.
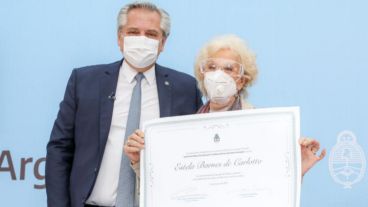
[45,2,202,207]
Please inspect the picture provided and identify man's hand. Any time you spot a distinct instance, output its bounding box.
[123,129,145,165]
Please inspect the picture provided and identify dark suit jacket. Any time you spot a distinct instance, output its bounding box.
[46,60,202,207]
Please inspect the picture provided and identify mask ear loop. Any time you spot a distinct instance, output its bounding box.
[233,64,246,81]
[234,64,250,100]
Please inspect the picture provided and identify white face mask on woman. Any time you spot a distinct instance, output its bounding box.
[123,36,159,69]
[204,70,237,104]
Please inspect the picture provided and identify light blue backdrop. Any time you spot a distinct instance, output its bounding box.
[1,0,367,206]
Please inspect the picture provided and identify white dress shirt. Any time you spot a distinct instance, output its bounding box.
[86,61,160,206]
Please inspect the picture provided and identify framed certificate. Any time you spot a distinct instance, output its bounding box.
[140,107,301,207]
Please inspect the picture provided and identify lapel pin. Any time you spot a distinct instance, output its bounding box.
[164,81,170,86]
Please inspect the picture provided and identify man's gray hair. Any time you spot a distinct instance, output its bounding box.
[117,1,171,37]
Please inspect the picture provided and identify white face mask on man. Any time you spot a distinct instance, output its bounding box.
[204,70,238,104]
[123,36,159,69]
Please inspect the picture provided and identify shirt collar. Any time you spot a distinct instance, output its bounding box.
[121,60,156,85]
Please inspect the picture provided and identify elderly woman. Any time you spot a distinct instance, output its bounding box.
[124,34,326,177]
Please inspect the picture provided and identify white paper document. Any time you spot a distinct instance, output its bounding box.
[140,107,301,207]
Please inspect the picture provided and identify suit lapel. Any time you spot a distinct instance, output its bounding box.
[156,64,172,118]
[98,60,121,159]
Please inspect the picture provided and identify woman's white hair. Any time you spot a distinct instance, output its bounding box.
[194,34,258,99]
[117,1,171,37]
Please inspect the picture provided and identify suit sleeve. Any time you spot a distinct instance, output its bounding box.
[46,69,77,207]
[195,84,203,110]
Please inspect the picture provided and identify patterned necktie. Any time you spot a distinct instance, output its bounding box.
[116,73,144,207]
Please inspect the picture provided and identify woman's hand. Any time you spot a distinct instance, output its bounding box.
[300,137,326,177]
[123,129,145,165]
